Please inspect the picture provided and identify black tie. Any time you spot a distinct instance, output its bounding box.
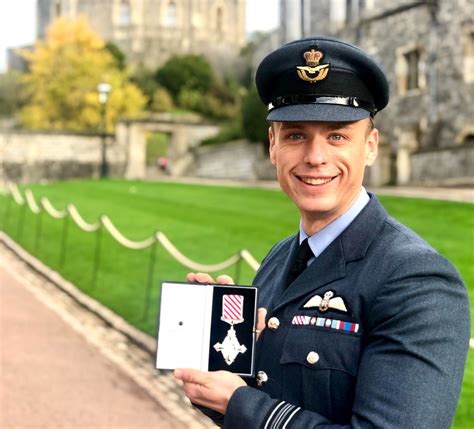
[286,238,313,287]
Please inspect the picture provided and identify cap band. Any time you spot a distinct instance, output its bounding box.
[268,95,376,116]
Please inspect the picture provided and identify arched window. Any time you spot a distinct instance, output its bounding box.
[119,0,131,26]
[216,7,223,35]
[54,0,62,17]
[166,1,177,27]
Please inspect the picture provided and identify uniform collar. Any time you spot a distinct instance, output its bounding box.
[299,187,370,260]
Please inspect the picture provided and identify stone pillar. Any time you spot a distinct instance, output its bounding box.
[395,126,419,185]
[168,125,193,176]
[124,122,146,179]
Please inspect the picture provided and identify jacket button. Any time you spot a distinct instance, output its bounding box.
[256,371,268,386]
[306,351,320,365]
[267,317,280,331]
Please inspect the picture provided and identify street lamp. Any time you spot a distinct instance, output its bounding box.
[97,82,112,178]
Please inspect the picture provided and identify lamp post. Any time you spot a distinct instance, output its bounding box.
[97,82,111,178]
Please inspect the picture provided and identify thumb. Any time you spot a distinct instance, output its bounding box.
[257,308,267,340]
[174,368,207,385]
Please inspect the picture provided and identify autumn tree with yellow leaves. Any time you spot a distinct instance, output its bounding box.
[19,17,146,132]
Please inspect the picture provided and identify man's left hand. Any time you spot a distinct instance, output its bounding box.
[174,368,246,414]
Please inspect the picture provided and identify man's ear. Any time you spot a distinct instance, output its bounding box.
[365,127,379,167]
[269,124,277,166]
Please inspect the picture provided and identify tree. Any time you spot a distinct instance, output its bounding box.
[19,17,146,132]
[155,54,214,101]
[104,41,127,70]
[0,71,27,118]
[241,85,269,150]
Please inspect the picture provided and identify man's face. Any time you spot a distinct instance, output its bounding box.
[269,119,378,233]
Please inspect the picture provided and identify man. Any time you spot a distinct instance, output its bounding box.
[174,37,470,428]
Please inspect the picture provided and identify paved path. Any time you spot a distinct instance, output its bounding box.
[0,259,184,428]
[148,176,474,203]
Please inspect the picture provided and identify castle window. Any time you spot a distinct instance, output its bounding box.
[404,49,420,91]
[54,0,61,17]
[216,7,223,35]
[119,0,131,26]
[464,30,474,83]
[166,1,177,27]
[345,0,353,24]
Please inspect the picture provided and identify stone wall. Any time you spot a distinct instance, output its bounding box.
[410,143,474,185]
[192,140,275,181]
[0,131,125,184]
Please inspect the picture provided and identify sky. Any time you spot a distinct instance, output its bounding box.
[0,0,279,72]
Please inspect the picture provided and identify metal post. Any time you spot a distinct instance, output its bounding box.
[97,82,111,178]
[2,196,12,230]
[99,102,108,178]
[34,210,43,254]
[59,216,69,268]
[143,240,158,320]
[91,226,103,289]
[16,204,26,240]
[234,256,242,285]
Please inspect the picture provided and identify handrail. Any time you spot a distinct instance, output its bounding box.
[4,183,261,273]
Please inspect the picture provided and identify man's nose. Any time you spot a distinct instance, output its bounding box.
[303,135,329,166]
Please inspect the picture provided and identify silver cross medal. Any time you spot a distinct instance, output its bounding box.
[213,294,247,365]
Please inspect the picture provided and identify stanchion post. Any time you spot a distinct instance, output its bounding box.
[1,195,12,230]
[59,216,69,268]
[143,240,158,320]
[91,226,103,289]
[235,255,242,284]
[34,210,44,254]
[17,203,27,240]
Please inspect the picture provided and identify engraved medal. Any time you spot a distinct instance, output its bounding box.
[213,294,247,365]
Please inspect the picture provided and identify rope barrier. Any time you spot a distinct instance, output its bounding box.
[25,190,41,214]
[41,197,67,219]
[4,183,261,273]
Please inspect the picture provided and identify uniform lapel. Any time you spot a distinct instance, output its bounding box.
[272,237,345,313]
[270,195,388,314]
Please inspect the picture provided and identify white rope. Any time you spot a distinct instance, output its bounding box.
[41,197,67,219]
[8,183,25,205]
[101,215,156,250]
[25,189,41,214]
[6,184,261,274]
[67,204,101,232]
[156,231,241,272]
[240,249,261,271]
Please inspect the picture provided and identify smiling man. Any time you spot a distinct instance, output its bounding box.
[175,37,470,428]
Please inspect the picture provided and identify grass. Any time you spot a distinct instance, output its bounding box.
[0,179,472,426]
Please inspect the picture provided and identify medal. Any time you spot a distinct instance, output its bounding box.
[213,294,247,365]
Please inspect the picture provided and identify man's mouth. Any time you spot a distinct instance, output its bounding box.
[297,176,337,186]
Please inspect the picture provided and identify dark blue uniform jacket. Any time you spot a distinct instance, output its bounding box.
[221,196,470,428]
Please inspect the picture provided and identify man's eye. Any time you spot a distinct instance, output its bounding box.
[329,134,345,141]
[288,133,304,141]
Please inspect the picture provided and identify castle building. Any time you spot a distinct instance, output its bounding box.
[278,0,474,186]
[36,0,246,71]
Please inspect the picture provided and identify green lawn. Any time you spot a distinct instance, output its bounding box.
[0,179,472,426]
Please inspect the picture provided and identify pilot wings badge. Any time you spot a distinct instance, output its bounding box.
[303,290,347,313]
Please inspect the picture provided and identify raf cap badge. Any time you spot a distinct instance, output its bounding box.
[214,294,247,365]
[296,48,330,83]
[303,290,347,313]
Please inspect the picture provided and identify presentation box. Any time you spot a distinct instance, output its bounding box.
[155,281,258,377]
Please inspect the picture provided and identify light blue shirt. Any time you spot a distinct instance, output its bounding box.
[299,187,370,265]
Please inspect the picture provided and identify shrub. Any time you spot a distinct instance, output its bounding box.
[151,87,174,112]
[241,85,268,145]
